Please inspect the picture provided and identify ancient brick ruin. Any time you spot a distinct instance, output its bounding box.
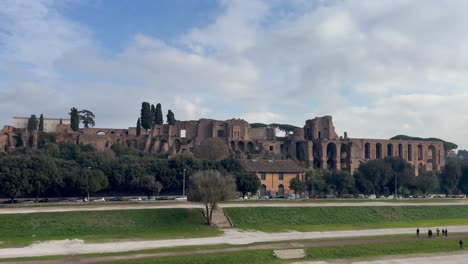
[0,116,445,174]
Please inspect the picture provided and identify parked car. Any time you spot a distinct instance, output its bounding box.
[341,194,354,199]
[128,197,142,202]
[368,194,376,199]
[93,198,105,202]
[175,196,187,201]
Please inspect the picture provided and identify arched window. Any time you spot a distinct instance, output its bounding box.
[408,144,413,161]
[376,143,382,159]
[278,184,284,196]
[260,185,267,196]
[364,143,370,159]
[387,144,393,157]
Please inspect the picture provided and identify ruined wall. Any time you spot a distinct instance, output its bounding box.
[0,116,447,174]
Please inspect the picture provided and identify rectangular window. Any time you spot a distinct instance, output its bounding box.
[180,129,186,138]
[217,130,224,137]
[261,173,266,180]
[279,173,284,180]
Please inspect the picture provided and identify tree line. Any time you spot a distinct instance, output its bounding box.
[0,141,259,203]
[290,157,468,197]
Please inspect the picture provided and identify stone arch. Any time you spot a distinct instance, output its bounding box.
[247,142,254,153]
[110,130,115,134]
[260,184,267,196]
[313,143,323,169]
[340,144,348,171]
[387,144,393,157]
[1,133,11,151]
[237,141,245,152]
[159,140,169,154]
[418,144,423,160]
[278,184,284,196]
[174,139,181,153]
[364,143,370,159]
[376,143,382,159]
[230,141,236,151]
[326,143,337,170]
[398,144,403,158]
[408,144,413,161]
[97,131,106,136]
[428,145,437,170]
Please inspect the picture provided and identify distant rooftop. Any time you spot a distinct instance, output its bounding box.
[239,159,305,173]
[14,117,70,121]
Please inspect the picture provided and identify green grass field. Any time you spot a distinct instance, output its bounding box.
[0,209,220,246]
[225,205,468,232]
[223,198,468,204]
[104,237,468,264]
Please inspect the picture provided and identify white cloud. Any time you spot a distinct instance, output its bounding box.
[1,0,468,150]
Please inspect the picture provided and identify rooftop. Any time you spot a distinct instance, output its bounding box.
[239,159,305,173]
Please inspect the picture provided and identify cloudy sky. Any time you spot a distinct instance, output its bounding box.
[0,0,467,149]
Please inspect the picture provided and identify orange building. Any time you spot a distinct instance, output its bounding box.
[239,159,305,197]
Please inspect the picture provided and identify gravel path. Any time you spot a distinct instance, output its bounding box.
[1,226,468,259]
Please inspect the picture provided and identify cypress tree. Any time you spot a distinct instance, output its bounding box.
[167,110,176,125]
[136,118,141,136]
[140,102,152,130]
[69,107,79,131]
[27,114,38,132]
[38,114,44,132]
[155,103,163,125]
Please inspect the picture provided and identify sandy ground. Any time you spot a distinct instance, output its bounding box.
[1,226,468,259]
[1,201,468,214]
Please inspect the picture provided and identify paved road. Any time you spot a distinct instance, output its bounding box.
[297,252,468,264]
[1,226,468,259]
[1,201,468,214]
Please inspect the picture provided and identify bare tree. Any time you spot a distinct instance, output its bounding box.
[188,170,236,225]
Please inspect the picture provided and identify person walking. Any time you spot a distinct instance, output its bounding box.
[460,240,463,249]
[446,229,448,237]
[416,228,420,237]
[436,228,440,237]
[442,229,446,237]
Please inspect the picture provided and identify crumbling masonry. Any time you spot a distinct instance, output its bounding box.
[0,116,445,174]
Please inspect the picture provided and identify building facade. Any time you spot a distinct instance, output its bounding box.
[13,117,70,133]
[239,159,305,196]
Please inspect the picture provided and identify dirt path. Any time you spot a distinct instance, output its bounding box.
[1,201,468,215]
[7,234,468,264]
[2,226,468,259]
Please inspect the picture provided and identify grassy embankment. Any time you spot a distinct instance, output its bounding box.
[225,205,468,232]
[0,209,220,247]
[222,198,468,204]
[105,237,468,264]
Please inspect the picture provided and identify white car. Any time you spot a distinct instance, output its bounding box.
[128,197,142,202]
[368,194,376,199]
[175,196,187,201]
[93,198,105,202]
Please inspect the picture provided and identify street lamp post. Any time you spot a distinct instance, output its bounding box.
[394,171,397,199]
[182,168,186,197]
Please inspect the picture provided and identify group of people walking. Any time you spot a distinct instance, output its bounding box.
[416,228,463,249]
[416,227,449,238]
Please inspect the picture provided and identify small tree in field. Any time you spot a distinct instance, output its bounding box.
[236,172,260,198]
[188,170,236,225]
[289,177,304,199]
